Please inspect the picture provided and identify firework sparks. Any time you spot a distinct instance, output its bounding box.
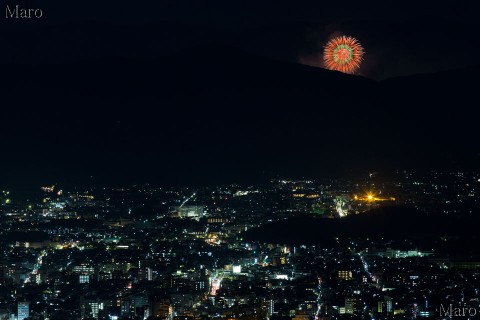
[323,35,364,74]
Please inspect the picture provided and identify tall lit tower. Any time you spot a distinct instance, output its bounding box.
[17,302,29,320]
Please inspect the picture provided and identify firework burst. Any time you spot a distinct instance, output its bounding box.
[323,35,364,74]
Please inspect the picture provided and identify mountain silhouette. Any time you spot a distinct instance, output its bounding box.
[0,45,478,194]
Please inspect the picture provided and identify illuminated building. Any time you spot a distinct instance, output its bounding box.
[232,265,242,274]
[210,276,221,295]
[87,301,103,319]
[338,270,352,280]
[73,264,95,274]
[79,274,90,283]
[208,218,230,223]
[171,205,204,218]
[378,301,384,313]
[385,297,393,313]
[335,196,349,217]
[147,267,153,281]
[345,297,356,314]
[17,302,29,320]
[292,193,306,198]
[137,267,153,281]
[268,299,274,318]
[378,296,393,314]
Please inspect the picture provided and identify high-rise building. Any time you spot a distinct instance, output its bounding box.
[385,296,393,313]
[378,301,385,314]
[17,302,29,320]
[84,300,104,319]
[138,267,153,281]
[268,299,274,318]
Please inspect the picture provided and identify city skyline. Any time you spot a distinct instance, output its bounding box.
[1,171,480,319]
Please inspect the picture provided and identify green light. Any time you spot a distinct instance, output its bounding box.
[333,44,354,64]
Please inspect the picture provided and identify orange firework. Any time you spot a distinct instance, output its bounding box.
[323,35,364,74]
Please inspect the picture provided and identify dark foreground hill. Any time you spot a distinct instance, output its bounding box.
[242,206,478,245]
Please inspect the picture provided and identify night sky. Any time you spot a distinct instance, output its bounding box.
[3,1,480,79]
[1,1,480,195]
